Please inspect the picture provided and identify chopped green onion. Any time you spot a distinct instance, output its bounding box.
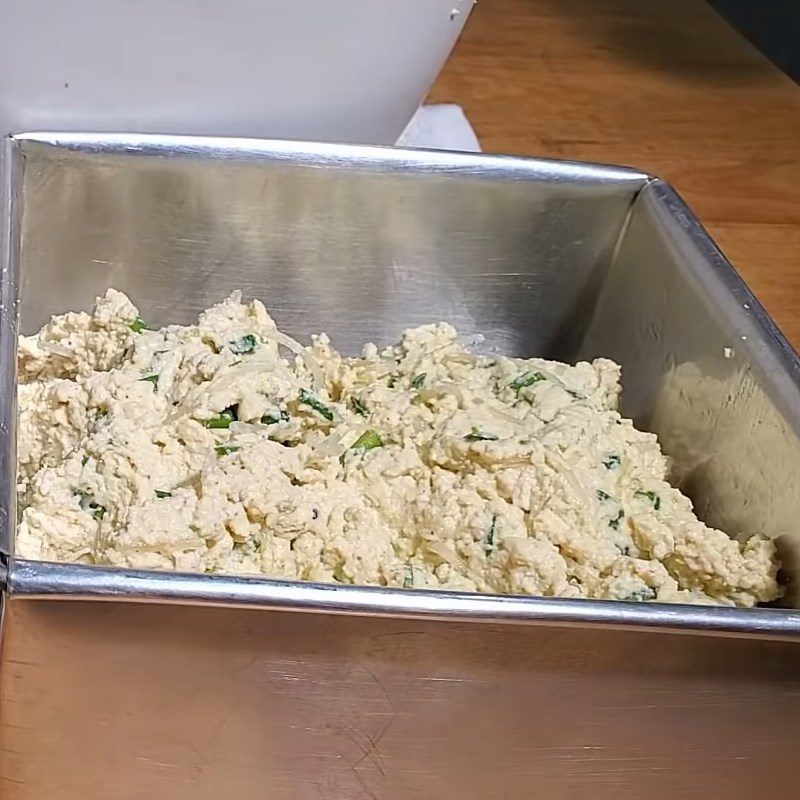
[635,490,661,510]
[229,334,258,355]
[129,317,148,333]
[261,409,290,425]
[214,444,241,457]
[625,586,657,602]
[509,370,546,393]
[465,426,499,442]
[155,490,172,499]
[340,429,384,465]
[596,489,612,501]
[403,565,414,588]
[411,373,427,389]
[603,454,621,470]
[484,515,498,554]
[298,389,334,421]
[351,429,383,453]
[205,405,238,429]
[349,396,369,417]
[77,491,106,520]
[608,509,625,530]
[140,374,159,390]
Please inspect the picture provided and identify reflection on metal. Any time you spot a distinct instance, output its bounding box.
[581,181,800,606]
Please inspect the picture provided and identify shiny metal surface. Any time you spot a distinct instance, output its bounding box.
[581,179,800,605]
[8,559,800,640]
[3,133,800,798]
[12,132,645,342]
[1,133,800,627]
[0,137,20,555]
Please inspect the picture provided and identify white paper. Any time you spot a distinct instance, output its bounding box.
[396,104,481,152]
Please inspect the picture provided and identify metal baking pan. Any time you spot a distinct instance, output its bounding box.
[1,133,799,799]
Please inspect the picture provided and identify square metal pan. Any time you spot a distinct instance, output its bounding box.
[1,132,799,638]
[2,134,800,800]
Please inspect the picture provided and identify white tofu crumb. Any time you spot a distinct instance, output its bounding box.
[15,289,781,607]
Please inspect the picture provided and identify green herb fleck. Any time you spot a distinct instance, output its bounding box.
[140,374,159,390]
[155,490,172,499]
[81,455,89,467]
[484,515,498,554]
[129,317,148,333]
[229,334,258,355]
[625,586,657,602]
[349,396,369,417]
[608,509,625,530]
[351,429,384,454]
[510,370,546,393]
[298,389,334,422]
[596,489,612,502]
[77,491,106,520]
[261,409,290,425]
[403,565,414,588]
[603,454,621,470]
[465,426,499,442]
[214,444,241,457]
[387,373,400,388]
[205,405,238,429]
[411,373,427,389]
[635,490,661,511]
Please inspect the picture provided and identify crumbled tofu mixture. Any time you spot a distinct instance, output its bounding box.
[16,289,781,606]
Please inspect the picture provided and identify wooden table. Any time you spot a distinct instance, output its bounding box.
[429,0,800,347]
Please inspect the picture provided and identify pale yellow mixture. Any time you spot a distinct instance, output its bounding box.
[16,289,781,606]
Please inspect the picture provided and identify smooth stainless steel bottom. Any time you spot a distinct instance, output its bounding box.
[1,134,799,799]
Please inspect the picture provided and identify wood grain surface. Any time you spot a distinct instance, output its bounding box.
[3,599,799,799]
[429,0,800,347]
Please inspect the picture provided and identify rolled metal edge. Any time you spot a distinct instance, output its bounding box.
[8,559,800,641]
